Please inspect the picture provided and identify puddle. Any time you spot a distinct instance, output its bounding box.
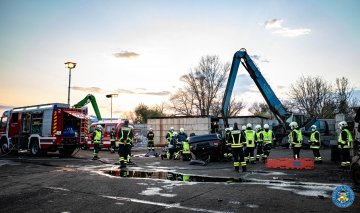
[105,169,249,183]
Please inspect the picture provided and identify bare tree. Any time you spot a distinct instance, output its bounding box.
[168,89,197,116]
[335,77,358,115]
[210,98,246,117]
[179,55,230,115]
[249,102,274,118]
[289,76,335,118]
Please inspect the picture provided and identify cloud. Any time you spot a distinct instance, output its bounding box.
[273,28,311,37]
[113,51,140,58]
[233,74,257,94]
[0,104,13,110]
[265,19,283,29]
[116,88,135,94]
[250,55,270,63]
[276,85,285,90]
[139,91,170,96]
[264,19,311,37]
[71,86,102,93]
[116,88,170,96]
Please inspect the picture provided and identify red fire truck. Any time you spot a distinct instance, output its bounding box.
[0,103,88,156]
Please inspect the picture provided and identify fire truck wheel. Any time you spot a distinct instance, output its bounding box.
[30,140,40,156]
[1,139,9,154]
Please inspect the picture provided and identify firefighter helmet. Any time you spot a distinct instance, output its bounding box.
[338,121,347,129]
[289,122,298,129]
[246,123,252,128]
[242,125,246,131]
[263,124,270,129]
[311,125,317,130]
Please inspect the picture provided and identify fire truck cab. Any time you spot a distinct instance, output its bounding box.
[0,103,88,156]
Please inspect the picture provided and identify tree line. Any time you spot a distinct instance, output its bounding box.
[124,55,358,123]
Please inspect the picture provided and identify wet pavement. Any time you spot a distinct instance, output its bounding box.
[0,147,359,212]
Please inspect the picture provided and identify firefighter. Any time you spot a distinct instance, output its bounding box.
[170,132,179,159]
[244,123,257,164]
[118,119,134,168]
[110,127,116,153]
[255,124,264,161]
[338,121,353,168]
[229,123,246,172]
[146,128,155,152]
[92,125,102,160]
[262,124,275,161]
[177,128,188,143]
[309,125,322,163]
[165,127,175,159]
[289,121,302,159]
[222,128,232,160]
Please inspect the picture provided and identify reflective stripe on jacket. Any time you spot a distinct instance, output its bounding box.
[230,130,243,148]
[289,129,302,147]
[262,130,273,144]
[338,129,353,149]
[310,131,320,149]
[245,130,255,147]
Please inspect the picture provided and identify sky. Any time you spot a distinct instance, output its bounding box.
[0,0,359,118]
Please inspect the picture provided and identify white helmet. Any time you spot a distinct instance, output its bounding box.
[180,128,184,133]
[263,124,270,129]
[96,125,102,129]
[338,121,347,129]
[228,127,233,131]
[255,125,261,131]
[149,128,153,131]
[311,125,316,130]
[170,127,174,131]
[241,125,246,131]
[289,122,298,129]
[173,131,178,136]
[246,123,252,128]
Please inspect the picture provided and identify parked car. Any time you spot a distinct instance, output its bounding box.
[188,133,222,161]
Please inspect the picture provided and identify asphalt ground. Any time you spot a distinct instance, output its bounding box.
[0,147,359,213]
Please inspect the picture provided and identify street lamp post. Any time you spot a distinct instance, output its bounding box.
[64,61,77,105]
[106,94,118,121]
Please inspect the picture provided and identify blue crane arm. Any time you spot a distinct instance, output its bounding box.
[222,49,287,127]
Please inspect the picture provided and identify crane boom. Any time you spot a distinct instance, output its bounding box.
[73,94,102,120]
[222,48,288,127]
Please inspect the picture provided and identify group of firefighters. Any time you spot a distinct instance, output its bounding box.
[91,119,134,169]
[162,127,190,160]
[91,119,354,171]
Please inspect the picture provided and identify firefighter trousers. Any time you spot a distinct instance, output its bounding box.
[292,147,301,159]
[245,147,255,163]
[263,143,272,159]
[232,147,246,171]
[340,148,350,167]
[256,142,263,160]
[148,140,155,151]
[93,143,100,158]
[110,140,116,152]
[118,144,130,167]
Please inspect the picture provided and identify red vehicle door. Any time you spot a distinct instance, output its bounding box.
[8,112,21,137]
